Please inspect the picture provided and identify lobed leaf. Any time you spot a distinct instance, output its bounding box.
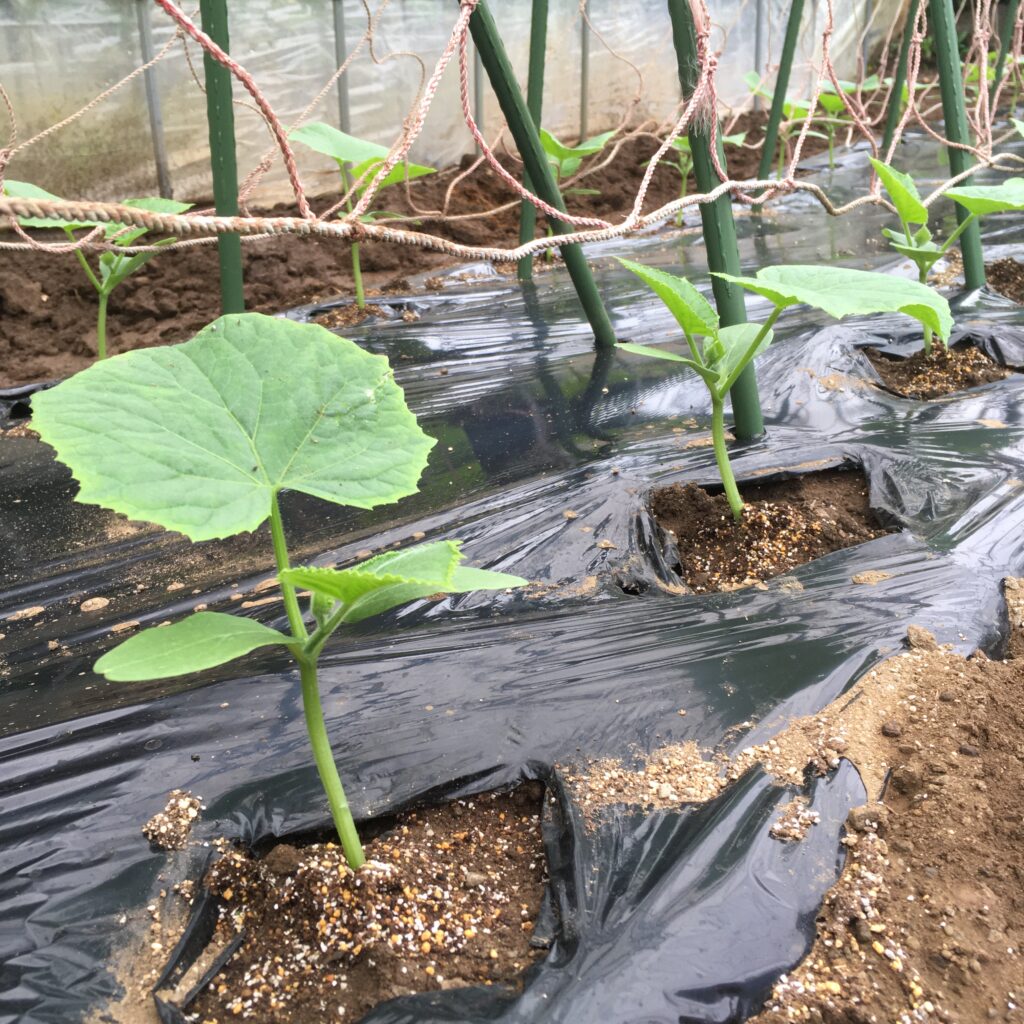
[716,265,953,341]
[283,540,527,625]
[618,258,718,337]
[290,122,389,165]
[3,179,98,231]
[617,342,718,387]
[30,313,436,541]
[945,178,1024,215]
[869,158,928,226]
[94,611,290,681]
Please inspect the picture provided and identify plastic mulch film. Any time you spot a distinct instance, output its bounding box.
[3,139,1024,1023]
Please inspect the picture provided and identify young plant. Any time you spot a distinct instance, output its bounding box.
[657,132,746,225]
[3,179,191,360]
[290,122,436,309]
[871,159,1024,354]
[816,76,879,169]
[617,259,952,521]
[744,72,821,176]
[537,128,615,260]
[30,313,526,871]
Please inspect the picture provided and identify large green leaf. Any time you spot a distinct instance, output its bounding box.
[618,258,718,337]
[945,178,1024,215]
[94,611,290,681]
[349,156,435,193]
[283,540,527,625]
[616,342,718,386]
[31,313,436,541]
[3,179,98,231]
[716,265,952,341]
[869,158,928,226]
[539,128,614,163]
[121,196,194,216]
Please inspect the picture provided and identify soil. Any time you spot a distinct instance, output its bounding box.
[986,256,1024,304]
[749,582,1024,1024]
[0,115,827,389]
[172,784,548,1024]
[866,344,1011,400]
[650,467,888,594]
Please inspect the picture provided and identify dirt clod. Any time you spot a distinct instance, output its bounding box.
[142,790,202,851]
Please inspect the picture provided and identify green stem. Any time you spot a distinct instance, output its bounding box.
[269,489,308,643]
[298,656,365,870]
[917,264,935,355]
[73,247,102,293]
[711,396,744,521]
[96,290,109,360]
[827,127,834,170]
[351,242,365,309]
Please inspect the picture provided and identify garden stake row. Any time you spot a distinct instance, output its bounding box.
[882,0,922,154]
[930,0,986,289]
[199,0,245,314]
[466,0,617,349]
[668,0,764,441]
[756,0,805,181]
[517,0,549,283]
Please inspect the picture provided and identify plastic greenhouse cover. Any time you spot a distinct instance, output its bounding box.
[4,138,1024,1023]
[0,0,901,203]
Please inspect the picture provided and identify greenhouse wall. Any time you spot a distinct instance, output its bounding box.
[0,0,903,205]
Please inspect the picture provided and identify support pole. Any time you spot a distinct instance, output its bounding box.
[579,11,590,140]
[518,0,548,283]
[332,0,351,134]
[468,0,616,348]
[930,0,986,289]
[136,0,173,198]
[199,0,245,313]
[990,0,1023,104]
[757,0,805,181]
[753,0,766,113]
[668,0,763,439]
[473,44,485,129]
[882,0,921,153]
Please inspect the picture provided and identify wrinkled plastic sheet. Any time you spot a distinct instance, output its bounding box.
[4,139,1024,1024]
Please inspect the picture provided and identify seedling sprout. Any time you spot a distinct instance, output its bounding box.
[29,313,526,870]
[2,179,191,360]
[618,259,951,521]
[290,122,436,310]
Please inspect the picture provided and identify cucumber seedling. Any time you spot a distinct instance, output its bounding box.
[3,179,191,360]
[291,122,436,310]
[617,259,952,521]
[656,132,746,225]
[871,158,1024,355]
[30,313,526,870]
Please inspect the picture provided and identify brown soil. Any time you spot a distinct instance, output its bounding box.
[650,467,888,593]
[866,344,1011,400]
[0,116,825,389]
[174,784,548,1024]
[750,583,1024,1024]
[987,256,1024,304]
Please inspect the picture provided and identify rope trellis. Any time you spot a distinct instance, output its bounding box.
[1,0,1022,261]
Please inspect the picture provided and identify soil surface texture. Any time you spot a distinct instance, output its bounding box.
[0,115,825,389]
[175,784,548,1024]
[651,468,887,593]
[987,256,1024,304]
[751,581,1024,1024]
[866,344,1010,400]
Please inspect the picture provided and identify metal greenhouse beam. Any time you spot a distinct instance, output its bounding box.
[667,0,763,440]
[930,0,986,289]
[199,0,245,313]
[468,0,617,349]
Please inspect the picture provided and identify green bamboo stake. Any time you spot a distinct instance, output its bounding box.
[199,0,244,314]
[758,0,805,181]
[930,0,986,289]
[518,0,548,283]
[882,0,921,153]
[668,0,763,439]
[468,0,616,348]
[990,0,1022,105]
